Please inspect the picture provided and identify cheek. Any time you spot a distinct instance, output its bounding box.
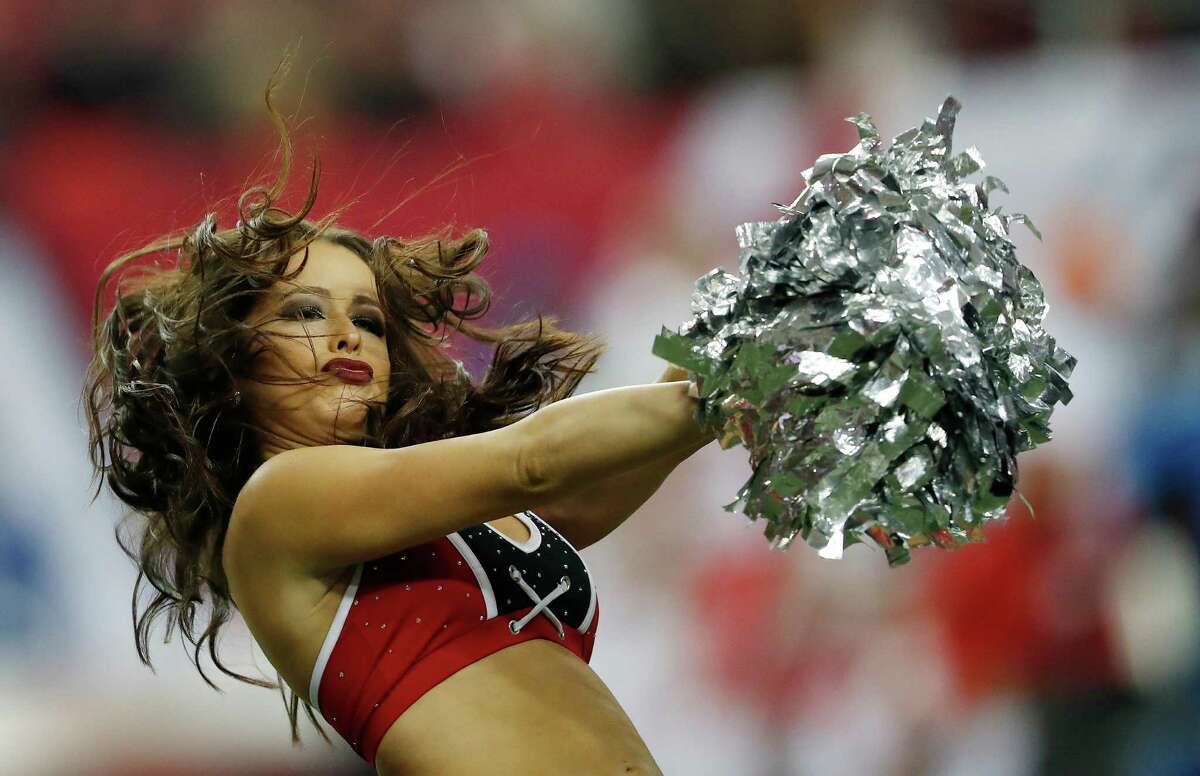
[256,329,323,375]
[373,343,392,379]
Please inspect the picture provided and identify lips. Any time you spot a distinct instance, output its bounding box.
[323,358,374,384]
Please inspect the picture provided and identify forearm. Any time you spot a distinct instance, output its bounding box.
[559,363,708,514]
[520,380,712,502]
[527,364,712,548]
[534,427,709,548]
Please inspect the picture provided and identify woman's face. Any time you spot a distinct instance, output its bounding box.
[236,239,391,459]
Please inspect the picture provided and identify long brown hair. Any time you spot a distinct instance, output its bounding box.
[82,60,605,747]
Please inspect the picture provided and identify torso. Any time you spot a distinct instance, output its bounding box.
[225,515,662,776]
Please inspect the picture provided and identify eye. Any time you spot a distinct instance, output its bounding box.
[286,303,383,337]
[291,303,324,320]
[353,315,385,337]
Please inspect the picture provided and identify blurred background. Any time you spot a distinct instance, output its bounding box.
[2,0,1199,773]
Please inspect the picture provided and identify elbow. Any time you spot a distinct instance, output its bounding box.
[514,429,559,501]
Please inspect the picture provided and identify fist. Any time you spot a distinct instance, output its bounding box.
[658,363,691,383]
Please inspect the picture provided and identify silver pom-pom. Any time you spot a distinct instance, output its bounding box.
[653,96,1076,566]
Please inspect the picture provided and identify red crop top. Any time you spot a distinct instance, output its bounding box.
[307,510,600,765]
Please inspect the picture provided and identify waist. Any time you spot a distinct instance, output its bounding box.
[375,639,661,776]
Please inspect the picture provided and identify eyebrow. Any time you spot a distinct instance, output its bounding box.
[280,285,382,307]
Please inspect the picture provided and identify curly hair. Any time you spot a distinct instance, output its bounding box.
[82,59,605,748]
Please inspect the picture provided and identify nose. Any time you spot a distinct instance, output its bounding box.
[328,312,362,354]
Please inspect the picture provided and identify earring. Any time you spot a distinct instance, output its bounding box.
[228,390,242,407]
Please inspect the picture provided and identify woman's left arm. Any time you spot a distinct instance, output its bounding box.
[531,364,711,550]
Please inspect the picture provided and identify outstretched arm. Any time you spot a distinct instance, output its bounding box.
[532,364,712,550]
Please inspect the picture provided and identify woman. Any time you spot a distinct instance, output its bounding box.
[84,71,715,775]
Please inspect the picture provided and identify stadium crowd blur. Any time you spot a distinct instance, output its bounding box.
[2,1,1199,774]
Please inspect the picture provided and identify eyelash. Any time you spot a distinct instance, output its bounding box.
[290,304,385,337]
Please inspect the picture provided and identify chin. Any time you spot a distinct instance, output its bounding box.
[330,419,370,443]
[324,397,368,419]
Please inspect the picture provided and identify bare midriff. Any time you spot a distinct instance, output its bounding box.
[373,638,662,776]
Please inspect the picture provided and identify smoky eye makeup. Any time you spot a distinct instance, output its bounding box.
[278,298,321,323]
[354,310,386,336]
[279,297,386,335]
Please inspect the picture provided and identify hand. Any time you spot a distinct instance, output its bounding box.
[657,363,690,383]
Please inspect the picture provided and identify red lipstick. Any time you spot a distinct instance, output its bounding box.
[323,358,374,384]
